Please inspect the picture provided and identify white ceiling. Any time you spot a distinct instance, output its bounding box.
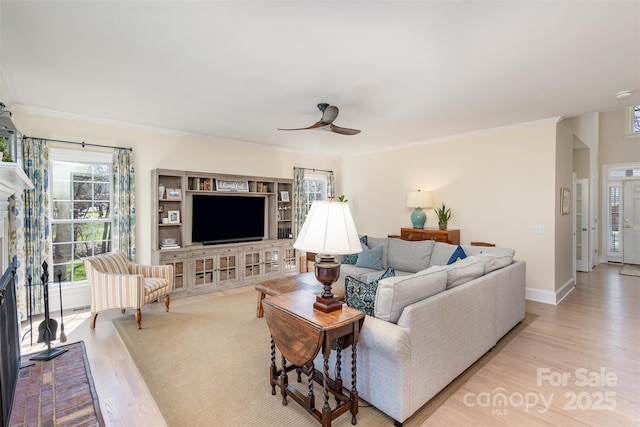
[1,1,639,158]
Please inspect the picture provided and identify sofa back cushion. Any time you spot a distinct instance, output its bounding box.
[429,242,459,267]
[477,249,515,273]
[444,255,486,289]
[388,239,435,273]
[374,265,447,323]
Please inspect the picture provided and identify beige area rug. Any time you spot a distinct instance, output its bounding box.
[113,288,536,427]
[620,264,640,277]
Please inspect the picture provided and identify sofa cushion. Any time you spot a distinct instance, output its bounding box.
[366,237,390,269]
[374,266,447,323]
[429,242,459,267]
[447,245,467,265]
[355,244,383,270]
[342,235,368,265]
[345,267,395,316]
[477,249,515,273]
[445,256,486,289]
[387,239,435,273]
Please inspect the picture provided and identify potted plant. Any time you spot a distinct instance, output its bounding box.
[434,203,451,230]
[0,137,13,162]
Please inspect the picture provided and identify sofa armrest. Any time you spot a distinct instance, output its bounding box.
[128,262,172,279]
[129,262,174,293]
[359,315,411,361]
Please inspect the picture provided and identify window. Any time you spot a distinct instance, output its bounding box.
[304,172,328,212]
[608,185,621,254]
[50,148,112,284]
[626,105,640,136]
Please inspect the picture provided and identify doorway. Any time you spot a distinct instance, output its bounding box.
[623,180,640,265]
[575,178,589,271]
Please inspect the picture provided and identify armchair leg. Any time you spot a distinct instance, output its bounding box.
[90,312,99,329]
[165,294,170,312]
[136,309,142,329]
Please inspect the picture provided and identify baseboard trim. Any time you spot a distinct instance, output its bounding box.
[555,278,575,304]
[526,278,575,305]
[526,288,556,305]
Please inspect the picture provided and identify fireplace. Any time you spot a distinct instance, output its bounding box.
[0,161,34,426]
[0,259,19,426]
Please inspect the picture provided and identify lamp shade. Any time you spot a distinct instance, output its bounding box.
[406,191,433,208]
[294,200,362,255]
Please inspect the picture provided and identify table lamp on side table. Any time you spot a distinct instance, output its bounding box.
[406,190,433,229]
[293,200,362,313]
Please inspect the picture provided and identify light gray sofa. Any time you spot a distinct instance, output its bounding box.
[315,237,526,426]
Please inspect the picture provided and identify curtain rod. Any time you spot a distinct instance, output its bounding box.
[23,136,132,151]
[294,166,332,173]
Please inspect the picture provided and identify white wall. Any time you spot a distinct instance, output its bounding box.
[340,119,559,297]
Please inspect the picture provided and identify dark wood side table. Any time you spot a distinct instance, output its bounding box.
[262,290,365,426]
[400,227,460,245]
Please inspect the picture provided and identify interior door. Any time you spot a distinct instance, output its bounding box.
[575,179,589,272]
[623,180,640,265]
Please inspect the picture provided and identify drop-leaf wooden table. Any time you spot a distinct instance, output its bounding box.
[262,290,365,426]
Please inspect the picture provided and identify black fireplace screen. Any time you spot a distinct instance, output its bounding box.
[0,257,20,427]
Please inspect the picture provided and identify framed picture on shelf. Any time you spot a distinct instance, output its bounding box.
[168,210,181,223]
[280,191,290,202]
[167,188,181,199]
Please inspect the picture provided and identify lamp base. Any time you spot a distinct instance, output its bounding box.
[410,208,426,229]
[314,255,342,313]
[313,296,343,313]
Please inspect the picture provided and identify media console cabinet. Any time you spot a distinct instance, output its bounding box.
[151,169,299,296]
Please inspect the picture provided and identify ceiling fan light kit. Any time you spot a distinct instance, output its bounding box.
[278,103,361,135]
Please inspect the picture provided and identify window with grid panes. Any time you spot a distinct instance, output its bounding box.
[50,148,112,285]
[304,173,328,212]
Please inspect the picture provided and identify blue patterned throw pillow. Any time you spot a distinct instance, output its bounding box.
[345,267,395,316]
[342,235,368,265]
[447,245,467,265]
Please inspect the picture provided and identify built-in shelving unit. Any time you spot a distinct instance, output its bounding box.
[151,169,298,296]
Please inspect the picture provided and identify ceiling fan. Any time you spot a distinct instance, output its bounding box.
[278,103,361,135]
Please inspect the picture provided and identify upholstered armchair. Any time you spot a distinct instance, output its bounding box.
[83,252,173,329]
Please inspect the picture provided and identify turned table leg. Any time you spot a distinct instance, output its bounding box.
[270,337,277,395]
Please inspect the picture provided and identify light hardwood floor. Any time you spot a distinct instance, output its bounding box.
[20,263,640,426]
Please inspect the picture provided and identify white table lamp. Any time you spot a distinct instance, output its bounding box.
[294,200,361,312]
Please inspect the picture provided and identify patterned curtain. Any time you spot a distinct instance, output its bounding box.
[327,171,335,200]
[9,137,50,317]
[112,148,136,261]
[293,167,307,237]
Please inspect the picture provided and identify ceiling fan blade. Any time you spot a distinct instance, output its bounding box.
[320,105,339,125]
[330,124,361,135]
[277,121,324,131]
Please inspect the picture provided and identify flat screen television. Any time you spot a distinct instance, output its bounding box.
[192,194,265,245]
